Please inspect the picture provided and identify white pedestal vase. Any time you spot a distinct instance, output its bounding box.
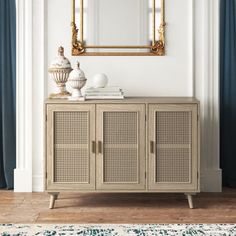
[68,62,87,101]
[48,46,72,99]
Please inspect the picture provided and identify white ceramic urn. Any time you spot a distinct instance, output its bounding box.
[68,61,87,101]
[48,46,72,99]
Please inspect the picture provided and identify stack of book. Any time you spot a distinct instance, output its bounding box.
[85,86,124,99]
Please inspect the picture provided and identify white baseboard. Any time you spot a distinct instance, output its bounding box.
[14,169,32,192]
[32,175,44,192]
[200,168,222,192]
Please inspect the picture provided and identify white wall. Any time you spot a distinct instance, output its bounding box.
[47,0,193,97]
[15,0,221,192]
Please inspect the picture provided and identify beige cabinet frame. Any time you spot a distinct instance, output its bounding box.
[45,97,200,209]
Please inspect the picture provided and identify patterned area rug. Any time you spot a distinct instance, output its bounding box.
[0,224,236,236]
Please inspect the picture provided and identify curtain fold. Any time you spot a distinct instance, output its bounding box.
[0,0,16,189]
[220,0,236,187]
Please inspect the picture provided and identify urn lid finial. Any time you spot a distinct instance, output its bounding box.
[58,46,64,57]
[49,46,72,70]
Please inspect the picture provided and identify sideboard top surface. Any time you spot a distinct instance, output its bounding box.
[45,97,199,104]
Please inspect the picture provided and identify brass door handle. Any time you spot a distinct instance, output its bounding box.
[150,141,155,154]
[98,141,103,154]
[92,141,96,154]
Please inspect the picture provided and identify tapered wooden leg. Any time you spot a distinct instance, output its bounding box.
[48,192,59,209]
[185,193,194,209]
[55,193,59,200]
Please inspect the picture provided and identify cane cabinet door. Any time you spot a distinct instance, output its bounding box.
[148,104,199,191]
[46,104,96,191]
[96,104,146,190]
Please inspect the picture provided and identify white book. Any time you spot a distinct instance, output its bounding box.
[85,92,123,96]
[85,95,124,100]
[86,86,121,92]
[85,90,123,94]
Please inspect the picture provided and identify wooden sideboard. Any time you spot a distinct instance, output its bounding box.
[45,97,200,209]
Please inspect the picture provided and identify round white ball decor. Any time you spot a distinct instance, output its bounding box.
[92,73,108,88]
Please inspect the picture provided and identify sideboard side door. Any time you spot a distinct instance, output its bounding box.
[148,104,199,192]
[46,104,96,191]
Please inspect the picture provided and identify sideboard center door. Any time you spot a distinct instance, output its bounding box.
[148,104,199,191]
[46,104,96,191]
[96,104,146,190]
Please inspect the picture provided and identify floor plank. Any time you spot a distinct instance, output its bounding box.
[0,189,236,223]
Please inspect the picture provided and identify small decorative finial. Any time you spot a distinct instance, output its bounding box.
[58,46,64,56]
[77,61,80,68]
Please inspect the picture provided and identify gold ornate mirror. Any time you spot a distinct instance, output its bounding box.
[71,0,166,56]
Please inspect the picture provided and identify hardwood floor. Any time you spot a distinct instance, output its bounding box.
[0,189,236,224]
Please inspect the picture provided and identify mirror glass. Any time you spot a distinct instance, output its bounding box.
[73,0,164,55]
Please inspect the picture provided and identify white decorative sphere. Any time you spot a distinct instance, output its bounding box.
[92,73,108,88]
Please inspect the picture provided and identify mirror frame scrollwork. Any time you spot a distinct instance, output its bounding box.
[71,0,166,56]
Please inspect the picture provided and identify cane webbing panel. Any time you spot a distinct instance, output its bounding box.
[155,111,192,183]
[103,112,138,183]
[104,148,138,182]
[54,111,89,183]
[54,148,88,182]
[103,112,137,144]
[156,148,190,182]
[54,112,88,144]
[156,111,191,144]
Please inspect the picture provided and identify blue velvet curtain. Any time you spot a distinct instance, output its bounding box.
[0,0,16,189]
[220,0,236,187]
